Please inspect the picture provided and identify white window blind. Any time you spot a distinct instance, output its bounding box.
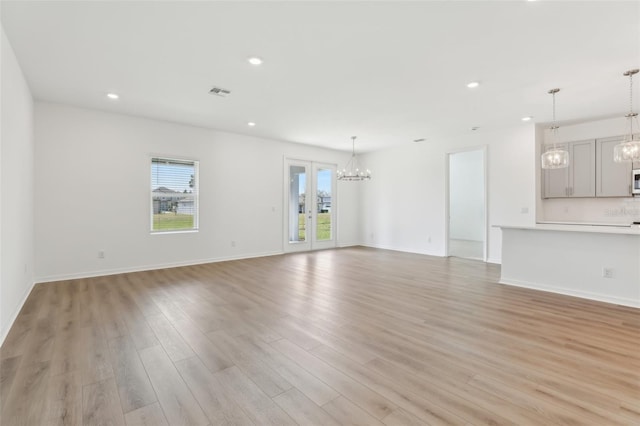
[151,157,199,232]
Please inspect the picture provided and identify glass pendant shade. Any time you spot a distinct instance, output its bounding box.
[613,136,640,162]
[541,148,569,169]
[614,69,640,163]
[541,89,569,170]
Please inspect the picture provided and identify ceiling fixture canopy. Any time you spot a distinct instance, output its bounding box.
[541,88,569,169]
[613,69,640,163]
[337,136,371,181]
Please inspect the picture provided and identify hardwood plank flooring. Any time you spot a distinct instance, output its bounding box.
[1,247,639,425]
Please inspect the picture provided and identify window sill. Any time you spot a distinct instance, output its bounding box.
[150,229,199,235]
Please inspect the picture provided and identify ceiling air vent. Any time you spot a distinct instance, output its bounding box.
[209,87,231,97]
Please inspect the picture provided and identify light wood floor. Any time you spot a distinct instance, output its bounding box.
[1,247,639,425]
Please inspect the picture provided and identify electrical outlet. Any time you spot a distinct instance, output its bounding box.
[98,250,105,259]
[602,267,613,278]
[231,241,236,247]
[521,207,529,214]
[428,236,432,243]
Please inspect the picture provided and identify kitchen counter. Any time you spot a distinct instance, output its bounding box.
[496,224,640,308]
[497,222,640,235]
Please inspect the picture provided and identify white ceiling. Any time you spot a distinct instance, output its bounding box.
[2,1,639,152]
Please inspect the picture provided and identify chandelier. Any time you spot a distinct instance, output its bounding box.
[613,69,640,163]
[337,136,371,181]
[541,88,569,169]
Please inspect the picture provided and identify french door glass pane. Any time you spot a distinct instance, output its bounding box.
[316,168,332,241]
[289,165,306,242]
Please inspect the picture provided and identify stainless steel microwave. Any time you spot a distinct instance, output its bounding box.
[634,169,640,195]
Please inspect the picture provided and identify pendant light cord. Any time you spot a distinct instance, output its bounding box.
[629,72,633,116]
[548,88,560,150]
[625,70,639,139]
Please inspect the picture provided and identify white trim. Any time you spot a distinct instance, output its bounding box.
[283,157,338,253]
[499,277,640,308]
[34,250,283,284]
[360,243,445,258]
[487,257,502,265]
[337,241,359,248]
[150,229,199,235]
[150,155,199,233]
[444,145,489,262]
[0,280,36,347]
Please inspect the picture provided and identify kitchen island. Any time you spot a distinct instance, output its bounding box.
[497,223,640,308]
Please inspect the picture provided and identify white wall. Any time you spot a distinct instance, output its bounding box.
[449,149,484,241]
[539,116,640,225]
[1,26,35,343]
[34,102,360,282]
[360,125,536,264]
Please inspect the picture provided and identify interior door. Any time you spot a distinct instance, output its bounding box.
[284,159,336,252]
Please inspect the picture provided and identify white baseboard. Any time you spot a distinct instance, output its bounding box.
[360,243,445,257]
[487,257,501,264]
[336,241,360,248]
[499,277,640,308]
[34,250,284,284]
[0,279,36,347]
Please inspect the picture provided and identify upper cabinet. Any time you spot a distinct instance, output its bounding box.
[542,140,595,198]
[596,137,632,197]
[570,140,597,197]
[542,137,633,199]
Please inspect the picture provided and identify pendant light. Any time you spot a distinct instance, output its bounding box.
[613,69,640,163]
[337,136,371,181]
[541,88,569,169]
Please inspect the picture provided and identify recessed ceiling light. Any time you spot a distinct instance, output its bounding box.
[521,116,533,122]
[467,81,480,89]
[247,122,256,127]
[106,93,119,100]
[248,57,263,66]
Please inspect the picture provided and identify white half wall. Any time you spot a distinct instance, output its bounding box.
[1,26,35,343]
[34,102,360,282]
[500,227,640,308]
[360,125,536,263]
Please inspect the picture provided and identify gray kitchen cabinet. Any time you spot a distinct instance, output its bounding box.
[596,137,632,197]
[542,140,595,198]
[542,143,569,198]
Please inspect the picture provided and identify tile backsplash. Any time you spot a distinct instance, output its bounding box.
[543,197,640,225]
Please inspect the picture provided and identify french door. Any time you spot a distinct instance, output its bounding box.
[284,159,337,252]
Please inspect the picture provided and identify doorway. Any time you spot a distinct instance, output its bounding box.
[284,159,337,252]
[446,148,487,261]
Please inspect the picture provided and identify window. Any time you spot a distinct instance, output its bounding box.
[151,157,199,232]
